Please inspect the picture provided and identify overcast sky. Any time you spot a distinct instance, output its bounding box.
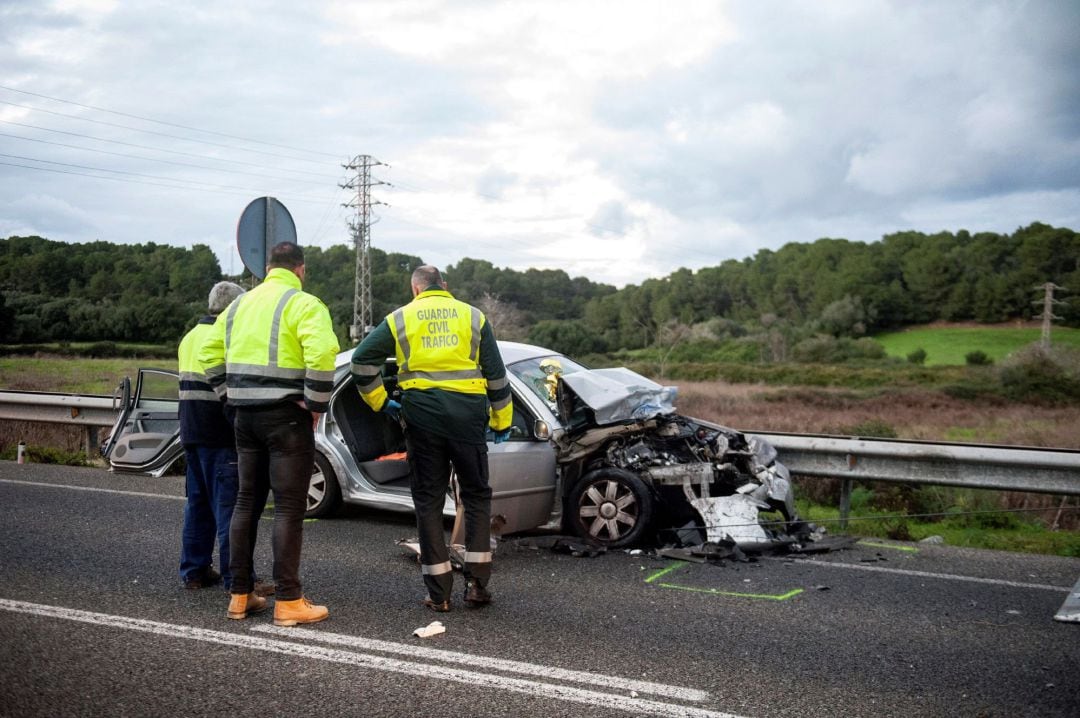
[1,0,1078,287]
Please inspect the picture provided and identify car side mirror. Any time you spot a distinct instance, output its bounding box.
[533,420,551,440]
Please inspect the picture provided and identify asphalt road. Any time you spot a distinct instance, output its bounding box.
[1,461,1078,717]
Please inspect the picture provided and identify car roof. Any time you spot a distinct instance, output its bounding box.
[335,340,557,370]
[496,340,560,365]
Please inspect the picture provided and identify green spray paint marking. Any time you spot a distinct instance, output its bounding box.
[644,562,687,583]
[858,540,919,553]
[644,562,802,601]
[658,583,804,601]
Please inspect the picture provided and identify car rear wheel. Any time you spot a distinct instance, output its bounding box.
[568,467,653,548]
[306,452,342,518]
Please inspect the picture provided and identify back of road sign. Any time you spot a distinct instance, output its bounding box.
[236,197,297,279]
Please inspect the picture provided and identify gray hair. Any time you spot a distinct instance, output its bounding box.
[208,281,245,315]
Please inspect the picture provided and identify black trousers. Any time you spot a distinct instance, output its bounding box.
[230,402,314,601]
[405,425,492,602]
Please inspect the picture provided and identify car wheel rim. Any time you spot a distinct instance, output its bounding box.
[308,463,326,510]
[578,479,638,541]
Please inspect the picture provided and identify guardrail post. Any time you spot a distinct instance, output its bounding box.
[839,480,852,531]
[85,426,100,458]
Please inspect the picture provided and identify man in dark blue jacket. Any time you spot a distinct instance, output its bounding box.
[177,281,269,595]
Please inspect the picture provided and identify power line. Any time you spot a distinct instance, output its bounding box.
[306,184,352,246]
[0,99,333,166]
[0,83,342,159]
[0,159,334,204]
[0,119,337,180]
[0,131,332,186]
[0,151,332,196]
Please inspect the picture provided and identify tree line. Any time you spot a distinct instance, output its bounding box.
[1,222,1077,355]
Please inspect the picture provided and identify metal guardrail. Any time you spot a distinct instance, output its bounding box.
[0,390,117,455]
[750,432,1080,497]
[0,391,117,425]
[1,390,1079,498]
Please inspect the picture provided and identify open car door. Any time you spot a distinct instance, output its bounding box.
[102,368,183,477]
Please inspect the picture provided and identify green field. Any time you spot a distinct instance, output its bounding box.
[874,325,1080,366]
[0,356,175,394]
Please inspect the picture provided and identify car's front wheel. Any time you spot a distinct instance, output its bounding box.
[568,468,653,548]
[306,452,342,518]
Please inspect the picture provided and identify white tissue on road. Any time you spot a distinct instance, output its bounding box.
[413,620,446,638]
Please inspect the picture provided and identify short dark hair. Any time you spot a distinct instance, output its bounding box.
[268,242,304,270]
[411,265,443,289]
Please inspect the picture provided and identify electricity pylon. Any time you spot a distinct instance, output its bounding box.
[341,155,385,342]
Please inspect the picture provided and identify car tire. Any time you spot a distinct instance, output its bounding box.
[568,467,653,548]
[306,452,342,519]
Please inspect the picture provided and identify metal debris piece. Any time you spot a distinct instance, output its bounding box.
[788,536,859,554]
[508,535,607,558]
[396,538,421,559]
[1053,575,1080,623]
[551,538,607,558]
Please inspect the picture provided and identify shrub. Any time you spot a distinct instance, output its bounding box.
[791,335,887,363]
[941,381,1005,402]
[965,350,992,366]
[0,443,91,466]
[998,345,1080,405]
[907,347,927,364]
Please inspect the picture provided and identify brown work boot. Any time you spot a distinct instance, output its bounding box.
[463,580,492,607]
[226,592,268,620]
[422,597,451,613]
[273,596,329,627]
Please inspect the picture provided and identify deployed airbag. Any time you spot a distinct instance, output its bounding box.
[559,368,677,426]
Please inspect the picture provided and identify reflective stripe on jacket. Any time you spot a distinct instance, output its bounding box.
[178,316,234,446]
[198,268,340,412]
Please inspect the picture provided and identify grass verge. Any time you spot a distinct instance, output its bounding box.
[794,501,1080,558]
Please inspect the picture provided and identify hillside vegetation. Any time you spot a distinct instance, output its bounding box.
[2,223,1078,356]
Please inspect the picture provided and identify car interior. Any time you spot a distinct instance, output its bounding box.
[330,364,538,494]
[331,373,412,492]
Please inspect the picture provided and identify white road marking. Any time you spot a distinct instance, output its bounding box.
[781,559,1071,592]
[251,624,708,701]
[0,478,183,501]
[0,598,739,718]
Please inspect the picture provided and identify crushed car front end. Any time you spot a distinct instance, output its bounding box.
[530,362,810,550]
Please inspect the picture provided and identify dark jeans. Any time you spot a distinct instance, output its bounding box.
[405,426,492,603]
[230,402,314,601]
[180,445,239,586]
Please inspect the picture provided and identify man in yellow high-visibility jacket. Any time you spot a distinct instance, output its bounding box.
[199,242,339,626]
[178,280,247,592]
[351,265,512,612]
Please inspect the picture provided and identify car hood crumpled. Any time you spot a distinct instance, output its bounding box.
[557,368,678,428]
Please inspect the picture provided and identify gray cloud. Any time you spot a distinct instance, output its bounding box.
[1,1,1077,287]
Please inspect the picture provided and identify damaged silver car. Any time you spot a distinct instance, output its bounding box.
[104,341,808,550]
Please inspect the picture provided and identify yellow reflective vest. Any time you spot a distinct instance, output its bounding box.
[351,288,512,434]
[178,316,234,446]
[198,268,340,412]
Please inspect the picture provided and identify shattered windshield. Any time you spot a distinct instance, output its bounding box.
[507,354,588,410]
